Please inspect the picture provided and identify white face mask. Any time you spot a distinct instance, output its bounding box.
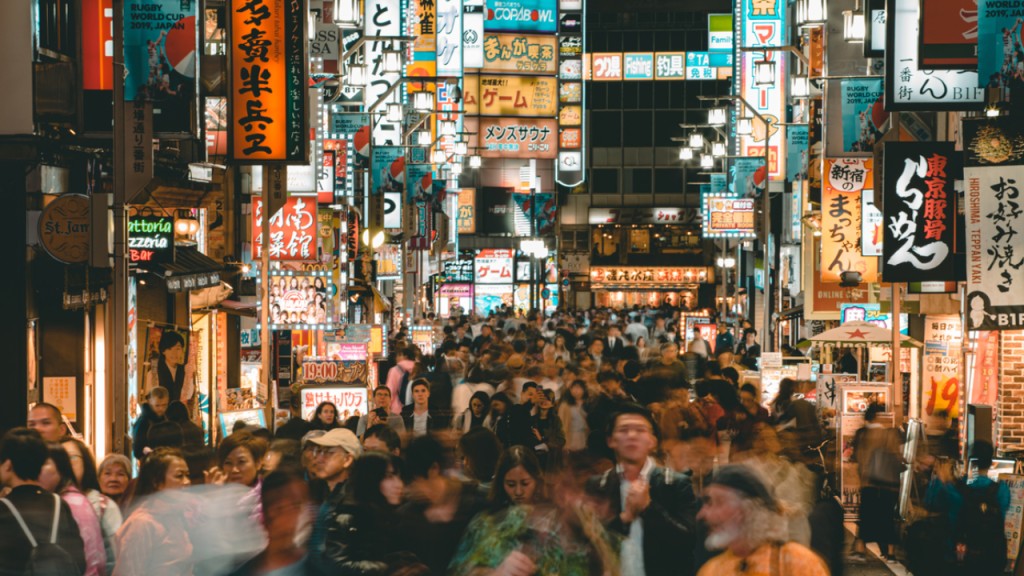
[292,504,316,548]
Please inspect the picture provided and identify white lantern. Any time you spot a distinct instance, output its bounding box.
[680,147,694,161]
[737,117,754,136]
[754,60,776,87]
[348,64,367,87]
[843,10,866,42]
[386,102,403,123]
[791,76,809,98]
[413,91,434,112]
[469,155,482,168]
[708,107,727,126]
[689,133,704,148]
[431,149,447,164]
[712,141,726,157]
[455,141,469,156]
[383,50,402,74]
[416,131,432,146]
[700,154,714,169]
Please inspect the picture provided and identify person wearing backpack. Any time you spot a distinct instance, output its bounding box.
[850,403,903,562]
[0,427,86,575]
[926,439,1010,575]
[386,346,418,413]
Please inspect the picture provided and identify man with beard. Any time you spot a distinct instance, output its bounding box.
[697,465,828,576]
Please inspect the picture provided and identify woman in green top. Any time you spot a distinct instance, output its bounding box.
[449,446,620,576]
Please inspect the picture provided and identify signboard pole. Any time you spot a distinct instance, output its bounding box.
[260,167,274,428]
[892,283,903,424]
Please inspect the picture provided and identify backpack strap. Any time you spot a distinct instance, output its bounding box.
[771,543,782,576]
[0,497,39,548]
[49,493,61,544]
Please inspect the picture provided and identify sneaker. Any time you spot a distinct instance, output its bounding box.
[846,553,866,564]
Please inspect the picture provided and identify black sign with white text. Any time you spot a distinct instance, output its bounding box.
[128,216,175,264]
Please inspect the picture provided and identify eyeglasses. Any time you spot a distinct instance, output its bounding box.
[311,446,345,457]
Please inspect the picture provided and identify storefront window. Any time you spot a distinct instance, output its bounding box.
[629,229,650,253]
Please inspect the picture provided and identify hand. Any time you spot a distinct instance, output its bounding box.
[532,427,543,441]
[494,551,536,576]
[204,467,227,485]
[367,411,381,428]
[624,479,651,517]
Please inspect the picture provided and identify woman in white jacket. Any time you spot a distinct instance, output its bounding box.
[452,390,493,434]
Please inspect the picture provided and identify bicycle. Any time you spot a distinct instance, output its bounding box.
[805,437,841,504]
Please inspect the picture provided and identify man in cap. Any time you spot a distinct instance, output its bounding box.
[307,428,363,560]
[697,465,829,576]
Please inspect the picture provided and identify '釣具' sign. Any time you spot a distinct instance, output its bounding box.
[229,0,308,163]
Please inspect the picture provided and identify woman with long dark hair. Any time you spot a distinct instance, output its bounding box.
[39,444,107,576]
[62,437,123,573]
[310,401,340,431]
[452,390,492,434]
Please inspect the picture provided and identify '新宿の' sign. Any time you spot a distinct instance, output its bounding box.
[128,216,175,264]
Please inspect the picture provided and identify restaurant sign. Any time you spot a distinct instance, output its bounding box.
[128,216,175,264]
[590,267,713,286]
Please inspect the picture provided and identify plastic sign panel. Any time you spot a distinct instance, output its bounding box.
[623,53,654,80]
[590,267,713,287]
[919,0,977,69]
[266,272,331,327]
[253,196,317,260]
[482,34,557,74]
[128,216,175,264]
[436,0,463,76]
[474,249,514,283]
[820,158,878,283]
[591,53,623,80]
[299,384,368,418]
[655,52,686,80]
[484,0,557,33]
[83,0,114,90]
[229,0,307,163]
[466,117,558,158]
[464,0,485,68]
[884,0,984,111]
[365,0,403,145]
[686,52,714,80]
[738,0,786,181]
[464,75,557,116]
[708,13,733,51]
[701,194,757,238]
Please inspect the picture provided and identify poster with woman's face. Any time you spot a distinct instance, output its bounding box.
[141,325,190,395]
[268,274,329,326]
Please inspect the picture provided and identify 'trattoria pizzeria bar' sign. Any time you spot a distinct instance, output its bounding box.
[590,267,714,287]
[128,216,175,264]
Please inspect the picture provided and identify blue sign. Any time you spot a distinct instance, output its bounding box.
[730,157,764,197]
[484,0,557,33]
[624,53,654,80]
[786,126,808,182]
[686,52,714,80]
[709,52,733,68]
[710,173,727,194]
[123,0,196,102]
[840,79,884,154]
[977,0,1023,91]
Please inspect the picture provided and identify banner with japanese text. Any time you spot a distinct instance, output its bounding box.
[971,331,999,406]
[922,315,962,431]
[371,147,405,197]
[229,0,307,162]
[839,79,886,155]
[365,0,403,145]
[482,34,558,74]
[252,197,317,260]
[463,74,557,116]
[465,117,557,158]
[738,0,786,181]
[821,159,878,283]
[881,143,958,282]
[966,164,1024,330]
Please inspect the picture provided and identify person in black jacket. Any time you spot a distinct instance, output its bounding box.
[275,400,313,441]
[131,386,170,459]
[586,404,700,576]
[0,428,87,575]
[401,379,447,437]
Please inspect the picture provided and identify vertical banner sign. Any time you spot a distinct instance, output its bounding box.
[229,0,308,163]
[556,0,584,188]
[436,0,463,76]
[739,0,786,181]
[253,196,317,260]
[885,0,984,111]
[463,0,485,68]
[83,0,114,90]
[372,147,406,197]
[409,0,437,99]
[966,164,1024,330]
[921,315,962,431]
[840,79,886,155]
[972,331,999,406]
[881,143,958,282]
[808,97,824,203]
[127,276,139,431]
[977,0,1024,93]
[919,0,978,69]
[862,193,884,256]
[786,125,808,183]
[365,0,403,146]
[821,159,879,283]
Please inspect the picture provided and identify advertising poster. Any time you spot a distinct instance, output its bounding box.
[475,249,514,283]
[331,113,371,167]
[787,126,808,182]
[375,244,403,279]
[463,75,557,116]
[484,0,557,33]
[922,315,962,432]
[372,147,406,197]
[253,197,317,260]
[512,192,557,235]
[805,235,870,320]
[701,194,757,238]
[730,157,765,197]
[299,385,368,419]
[465,117,558,159]
[821,158,878,283]
[141,325,193,403]
[302,360,369,387]
[218,410,266,437]
[966,164,1024,330]
[840,79,886,154]
[809,97,824,201]
[43,377,77,421]
[862,193,884,257]
[405,164,434,205]
[919,0,978,69]
[972,331,999,406]
[127,277,140,429]
[475,284,514,315]
[978,0,1024,91]
[457,189,477,234]
[205,97,227,157]
[482,33,557,73]
[267,274,329,326]
[882,143,958,282]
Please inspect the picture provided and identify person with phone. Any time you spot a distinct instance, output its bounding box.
[356,386,406,438]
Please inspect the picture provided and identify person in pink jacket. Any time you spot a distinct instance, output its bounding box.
[39,443,107,576]
[114,448,194,576]
[386,346,419,413]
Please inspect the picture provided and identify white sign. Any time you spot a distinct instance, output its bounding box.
[251,162,318,194]
[559,0,582,8]
[463,0,485,68]
[862,191,883,256]
[365,0,403,145]
[310,23,340,69]
[966,165,1024,330]
[474,251,514,283]
[886,0,984,110]
[384,191,402,229]
[437,0,463,76]
[559,151,582,172]
[43,377,77,421]
[300,386,369,420]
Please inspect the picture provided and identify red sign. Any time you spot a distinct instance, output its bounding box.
[253,197,317,260]
[82,0,114,90]
[971,331,999,406]
[299,385,368,419]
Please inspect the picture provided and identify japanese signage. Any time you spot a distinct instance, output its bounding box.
[464,75,557,116]
[708,13,733,51]
[474,248,514,284]
[559,36,582,59]
[588,207,700,225]
[730,157,766,197]
[786,126,808,183]
[465,117,557,158]
[701,194,757,238]
[978,0,1024,92]
[591,53,623,80]
[310,23,339,73]
[375,243,402,279]
[482,34,557,74]
[229,0,306,163]
[443,259,474,282]
[623,53,654,80]
[464,0,485,68]
[654,52,687,80]
[972,331,999,406]
[884,0,984,111]
[862,193,884,257]
[38,194,91,265]
[128,216,175,264]
[365,0,403,145]
[821,159,878,283]
[457,188,477,233]
[839,79,886,156]
[484,0,557,33]
[966,164,1024,330]
[882,143,958,282]
[738,0,785,181]
[299,384,368,418]
[919,0,977,69]
[865,0,886,56]
[253,196,316,260]
[589,267,713,287]
[43,377,77,421]
[371,146,405,197]
[922,315,962,430]
[806,235,870,320]
[267,273,330,326]
[436,0,462,76]
[560,82,581,104]
[556,1,583,188]
[685,52,715,80]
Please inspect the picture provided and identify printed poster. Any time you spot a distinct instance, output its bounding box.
[821,158,878,283]
[971,331,999,406]
[840,79,886,154]
[922,315,962,431]
[977,0,1024,91]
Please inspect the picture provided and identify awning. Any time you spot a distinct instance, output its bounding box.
[148,246,224,293]
[371,285,391,313]
[215,299,258,318]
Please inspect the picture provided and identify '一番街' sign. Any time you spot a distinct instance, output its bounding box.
[128,216,175,264]
[882,143,958,283]
[966,165,1024,330]
[229,0,308,163]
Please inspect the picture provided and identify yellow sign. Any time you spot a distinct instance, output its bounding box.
[458,188,476,234]
[590,267,714,286]
[464,74,557,116]
[482,34,557,74]
[821,158,878,283]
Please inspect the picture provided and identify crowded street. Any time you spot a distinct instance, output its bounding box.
[0,0,1015,574]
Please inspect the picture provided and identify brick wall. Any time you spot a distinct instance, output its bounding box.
[998,331,1024,452]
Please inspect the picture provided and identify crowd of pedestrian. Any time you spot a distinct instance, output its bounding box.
[0,305,1009,575]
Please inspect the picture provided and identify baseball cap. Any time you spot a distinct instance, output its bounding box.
[301,429,326,448]
[308,428,363,457]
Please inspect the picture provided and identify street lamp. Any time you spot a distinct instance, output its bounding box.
[431,149,447,164]
[386,102,404,123]
[450,162,463,176]
[335,0,360,26]
[843,9,866,42]
[712,141,727,157]
[689,133,705,148]
[680,147,694,161]
[737,117,754,136]
[791,75,809,98]
[700,154,714,169]
[469,155,482,168]
[348,63,367,87]
[716,256,736,268]
[412,90,434,112]
[708,107,728,126]
[383,49,403,74]
[416,130,432,146]
[454,141,468,156]
[754,60,776,87]
[439,120,457,136]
